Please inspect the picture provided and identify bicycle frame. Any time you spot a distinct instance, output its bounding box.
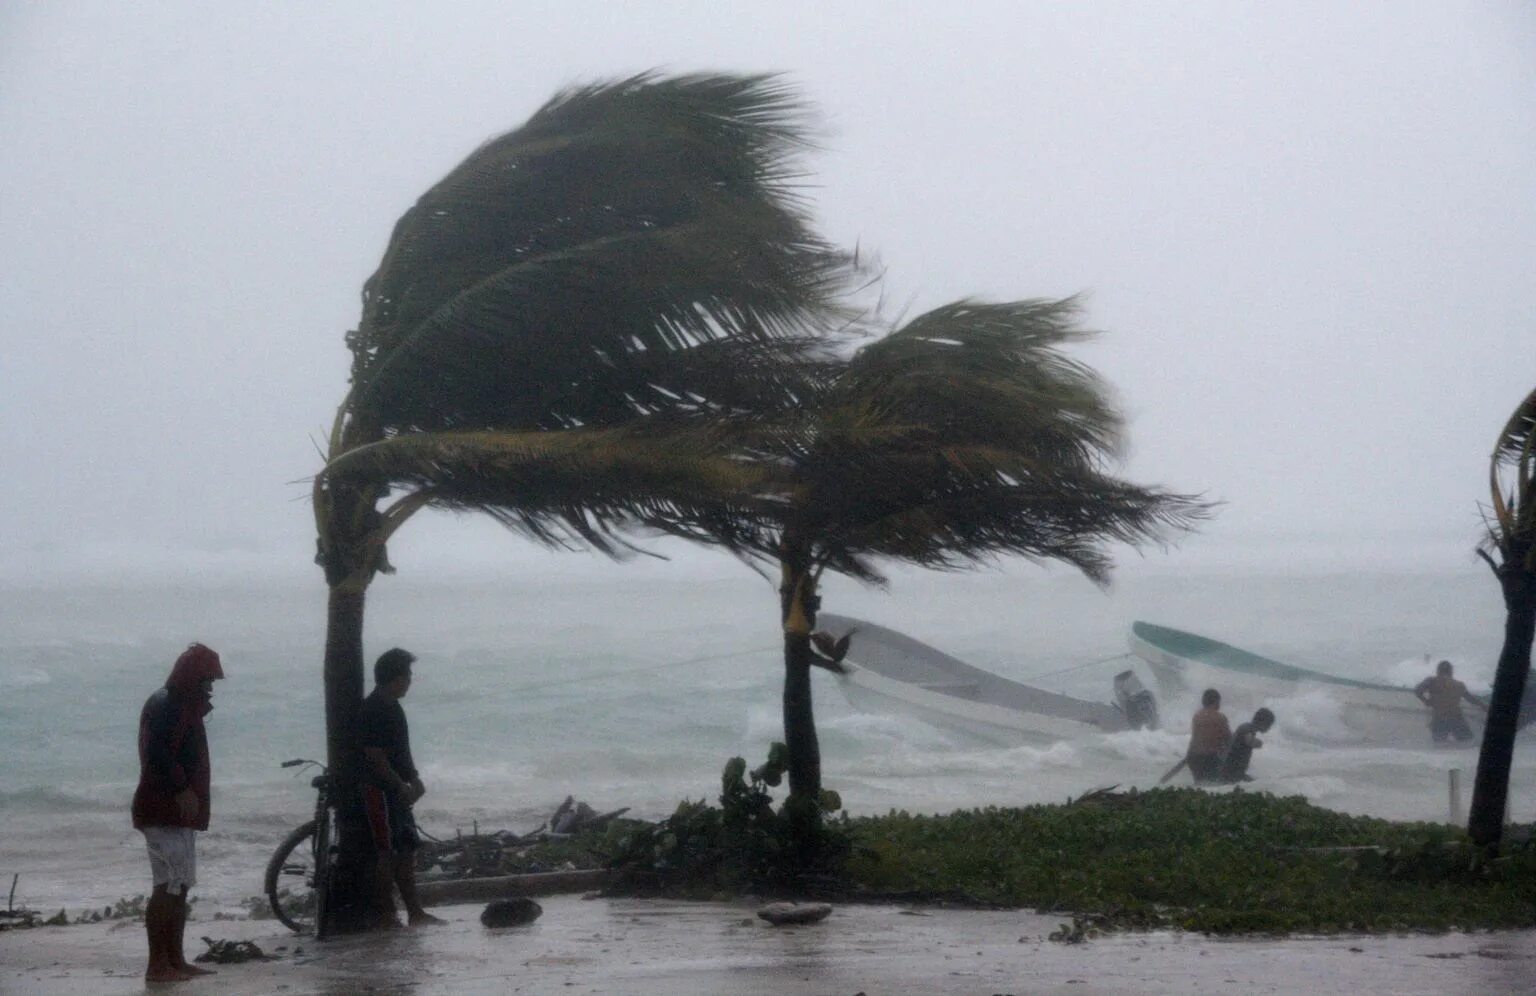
[266,758,335,938]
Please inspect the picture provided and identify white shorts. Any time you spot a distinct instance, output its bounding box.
[141,826,197,895]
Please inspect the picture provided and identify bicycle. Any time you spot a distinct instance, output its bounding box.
[264,758,335,937]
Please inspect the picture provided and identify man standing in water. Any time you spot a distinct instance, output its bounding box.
[132,643,224,983]
[1414,660,1487,744]
[1218,707,1276,783]
[358,648,445,927]
[1186,688,1232,783]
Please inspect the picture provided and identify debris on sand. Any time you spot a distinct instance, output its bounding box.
[757,902,832,926]
[481,897,544,928]
[195,937,273,963]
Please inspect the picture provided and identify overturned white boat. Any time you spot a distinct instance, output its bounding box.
[1128,621,1481,746]
[816,613,1157,746]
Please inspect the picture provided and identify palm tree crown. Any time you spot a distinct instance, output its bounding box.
[317,73,855,578]
[1485,387,1536,572]
[734,298,1208,583]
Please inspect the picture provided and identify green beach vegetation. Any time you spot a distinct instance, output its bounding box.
[842,790,1536,934]
[596,776,1536,936]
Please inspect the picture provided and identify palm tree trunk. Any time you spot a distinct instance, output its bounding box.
[1468,566,1536,848]
[324,587,367,782]
[782,631,821,802]
[319,583,379,933]
[779,552,821,805]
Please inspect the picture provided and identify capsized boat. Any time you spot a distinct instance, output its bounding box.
[816,613,1158,746]
[1128,621,1480,745]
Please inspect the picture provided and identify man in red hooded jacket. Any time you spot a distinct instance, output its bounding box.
[132,643,224,983]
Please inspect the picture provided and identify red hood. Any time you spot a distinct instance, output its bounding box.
[165,643,223,712]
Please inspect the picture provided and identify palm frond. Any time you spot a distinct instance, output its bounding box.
[1485,386,1536,567]
[342,73,853,443]
[320,424,776,558]
[765,297,1211,586]
[807,454,1206,585]
[836,298,1124,464]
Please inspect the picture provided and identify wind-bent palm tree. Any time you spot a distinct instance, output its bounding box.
[311,73,852,926]
[714,299,1209,811]
[1468,386,1536,848]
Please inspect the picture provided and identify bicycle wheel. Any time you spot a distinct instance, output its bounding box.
[264,820,319,933]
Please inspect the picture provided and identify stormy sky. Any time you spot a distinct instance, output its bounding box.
[2,2,1533,583]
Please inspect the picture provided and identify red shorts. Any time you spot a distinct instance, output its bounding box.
[361,785,419,855]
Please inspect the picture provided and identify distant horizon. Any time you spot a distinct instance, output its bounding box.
[0,522,1496,588]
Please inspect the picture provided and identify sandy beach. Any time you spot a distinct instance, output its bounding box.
[3,896,1532,995]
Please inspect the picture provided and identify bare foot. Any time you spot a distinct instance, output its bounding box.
[145,964,194,983]
[409,911,447,927]
[176,963,217,976]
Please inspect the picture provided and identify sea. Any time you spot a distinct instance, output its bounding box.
[4,562,1532,917]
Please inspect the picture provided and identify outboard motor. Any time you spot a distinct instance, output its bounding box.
[1113,670,1159,731]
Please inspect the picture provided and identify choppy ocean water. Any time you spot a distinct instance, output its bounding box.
[3,565,1531,914]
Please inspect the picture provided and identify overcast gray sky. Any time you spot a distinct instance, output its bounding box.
[2,1,1533,583]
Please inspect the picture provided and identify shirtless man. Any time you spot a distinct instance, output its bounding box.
[1415,660,1486,744]
[1186,688,1232,784]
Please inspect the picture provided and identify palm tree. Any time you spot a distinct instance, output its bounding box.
[1468,386,1536,848]
[714,298,1209,813]
[311,73,853,926]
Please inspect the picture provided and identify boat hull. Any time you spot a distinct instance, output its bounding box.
[837,659,1111,746]
[819,614,1131,745]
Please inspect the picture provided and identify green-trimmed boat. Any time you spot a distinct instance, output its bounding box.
[1129,621,1482,746]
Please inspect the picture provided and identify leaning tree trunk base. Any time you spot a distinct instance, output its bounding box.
[319,583,396,934]
[1468,571,1536,849]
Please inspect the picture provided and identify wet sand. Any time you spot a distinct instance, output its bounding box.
[2,896,1531,995]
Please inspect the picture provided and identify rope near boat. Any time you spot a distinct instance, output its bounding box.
[1018,652,1136,683]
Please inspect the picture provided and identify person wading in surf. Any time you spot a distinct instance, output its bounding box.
[1218,707,1275,783]
[132,643,224,983]
[1414,660,1486,744]
[1185,688,1232,784]
[357,648,445,928]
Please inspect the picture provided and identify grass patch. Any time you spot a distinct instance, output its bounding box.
[601,784,1536,934]
[843,788,1536,934]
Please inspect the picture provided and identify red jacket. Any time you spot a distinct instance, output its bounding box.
[132,644,223,830]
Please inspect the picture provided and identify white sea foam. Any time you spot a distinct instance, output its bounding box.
[1273,688,1359,744]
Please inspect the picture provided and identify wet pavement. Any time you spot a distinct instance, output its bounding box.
[2,896,1532,994]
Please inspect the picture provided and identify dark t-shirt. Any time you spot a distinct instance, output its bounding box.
[357,689,418,787]
[1220,722,1260,781]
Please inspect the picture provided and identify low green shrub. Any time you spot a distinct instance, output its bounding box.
[843,788,1536,933]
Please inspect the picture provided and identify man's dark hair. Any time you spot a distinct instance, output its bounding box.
[1201,688,1221,708]
[1437,660,1453,676]
[375,648,416,686]
[1254,707,1275,728]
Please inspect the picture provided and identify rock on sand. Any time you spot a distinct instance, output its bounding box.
[481,897,544,928]
[757,902,832,926]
